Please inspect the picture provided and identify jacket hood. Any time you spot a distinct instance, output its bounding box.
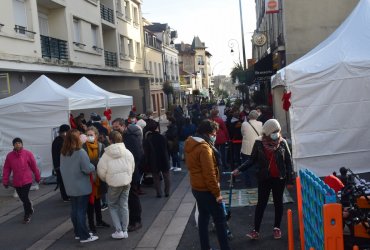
[184,136,207,154]
[104,143,127,158]
[126,124,141,136]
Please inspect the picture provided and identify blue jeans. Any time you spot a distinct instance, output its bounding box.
[170,151,180,168]
[192,190,230,250]
[179,141,185,160]
[70,195,90,240]
[108,185,130,232]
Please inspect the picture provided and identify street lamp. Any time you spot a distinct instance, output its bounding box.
[228,39,241,65]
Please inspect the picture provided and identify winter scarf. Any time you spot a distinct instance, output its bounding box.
[196,133,223,169]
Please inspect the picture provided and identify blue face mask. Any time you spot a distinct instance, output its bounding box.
[210,135,216,144]
[270,132,279,141]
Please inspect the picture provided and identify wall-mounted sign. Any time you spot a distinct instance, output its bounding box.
[252,33,267,47]
[265,0,279,14]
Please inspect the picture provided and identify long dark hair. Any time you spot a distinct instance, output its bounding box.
[61,129,82,156]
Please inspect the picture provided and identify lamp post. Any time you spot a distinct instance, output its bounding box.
[228,39,241,65]
[238,0,247,71]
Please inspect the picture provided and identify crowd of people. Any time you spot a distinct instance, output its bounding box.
[2,99,295,248]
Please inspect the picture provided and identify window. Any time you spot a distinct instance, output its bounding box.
[133,7,139,25]
[144,32,148,45]
[136,42,141,59]
[128,38,134,59]
[197,55,204,65]
[38,13,49,36]
[13,0,27,33]
[124,0,130,20]
[0,73,10,94]
[154,62,158,81]
[160,93,164,109]
[91,24,99,47]
[158,63,162,80]
[73,18,81,43]
[151,94,157,112]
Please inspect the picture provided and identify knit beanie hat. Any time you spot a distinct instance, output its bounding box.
[12,137,23,145]
[136,119,147,130]
[248,110,259,120]
[262,119,281,136]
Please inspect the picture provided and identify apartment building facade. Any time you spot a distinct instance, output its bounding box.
[143,19,166,118]
[145,22,181,107]
[176,36,212,99]
[0,0,150,114]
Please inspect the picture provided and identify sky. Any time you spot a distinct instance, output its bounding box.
[142,0,256,76]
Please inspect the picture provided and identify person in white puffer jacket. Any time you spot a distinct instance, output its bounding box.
[97,131,135,240]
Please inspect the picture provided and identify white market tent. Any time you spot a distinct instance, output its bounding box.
[274,0,370,176]
[0,75,105,176]
[68,77,132,120]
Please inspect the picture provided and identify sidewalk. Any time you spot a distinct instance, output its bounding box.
[0,165,194,250]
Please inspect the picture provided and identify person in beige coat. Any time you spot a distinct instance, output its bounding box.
[97,131,135,240]
[240,110,263,187]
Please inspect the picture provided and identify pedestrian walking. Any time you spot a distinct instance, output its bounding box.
[166,117,181,171]
[97,131,135,239]
[51,124,71,202]
[210,109,229,171]
[60,129,98,243]
[185,119,231,250]
[143,121,171,198]
[2,137,41,224]
[232,119,294,240]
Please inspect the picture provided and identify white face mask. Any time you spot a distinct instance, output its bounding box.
[270,132,279,141]
[87,135,95,143]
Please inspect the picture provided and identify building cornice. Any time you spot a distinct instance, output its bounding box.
[0,59,150,78]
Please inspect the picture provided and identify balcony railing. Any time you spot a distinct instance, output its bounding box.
[14,25,36,39]
[100,4,114,24]
[104,50,117,67]
[40,35,68,60]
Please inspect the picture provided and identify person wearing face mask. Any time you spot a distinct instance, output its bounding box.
[83,127,110,233]
[232,119,294,240]
[184,119,230,250]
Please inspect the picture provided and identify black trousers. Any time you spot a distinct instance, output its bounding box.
[15,183,33,217]
[56,169,69,200]
[254,177,286,232]
[87,197,103,231]
[153,171,170,196]
[128,183,142,225]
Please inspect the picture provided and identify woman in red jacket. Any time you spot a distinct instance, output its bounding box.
[2,138,40,223]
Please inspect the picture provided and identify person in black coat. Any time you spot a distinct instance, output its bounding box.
[123,123,143,232]
[51,124,71,202]
[143,121,170,198]
[165,117,181,171]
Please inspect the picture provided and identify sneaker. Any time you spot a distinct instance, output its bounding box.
[173,167,182,172]
[75,232,93,240]
[111,231,128,239]
[96,221,110,228]
[80,235,99,243]
[273,227,282,239]
[63,198,70,202]
[170,167,175,171]
[30,184,39,191]
[13,190,18,198]
[101,204,108,211]
[246,230,259,240]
